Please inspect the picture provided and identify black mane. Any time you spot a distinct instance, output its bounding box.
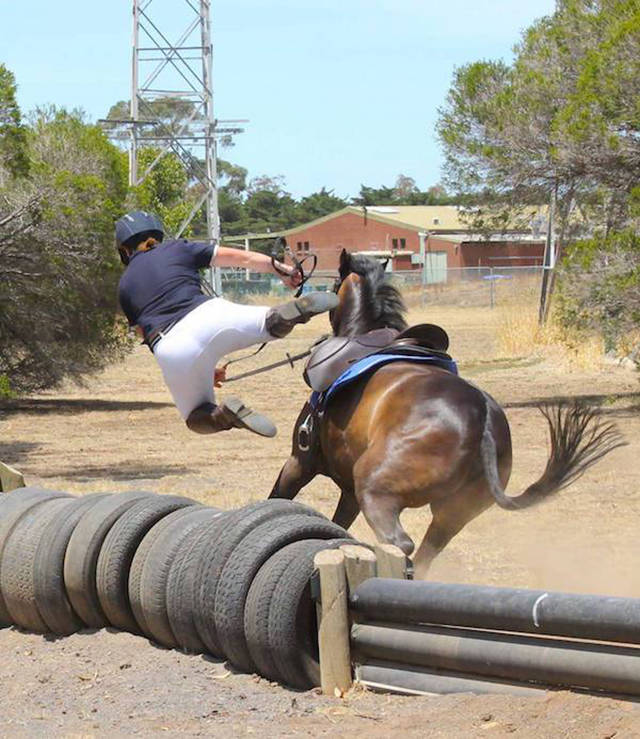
[336,253,408,336]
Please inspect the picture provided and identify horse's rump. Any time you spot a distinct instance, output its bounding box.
[322,362,502,490]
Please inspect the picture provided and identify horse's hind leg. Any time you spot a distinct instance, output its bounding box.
[352,452,415,555]
[357,489,415,556]
[413,482,494,579]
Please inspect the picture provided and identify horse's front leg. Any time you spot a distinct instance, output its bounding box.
[269,454,318,500]
[269,402,319,500]
[332,488,360,530]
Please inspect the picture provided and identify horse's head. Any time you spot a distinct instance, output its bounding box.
[337,248,386,284]
[330,248,407,337]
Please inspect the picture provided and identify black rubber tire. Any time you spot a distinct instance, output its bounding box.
[211,515,350,673]
[0,487,70,626]
[138,507,223,647]
[0,497,76,632]
[33,493,111,635]
[128,505,205,636]
[64,491,155,628]
[252,538,369,689]
[243,538,351,685]
[96,495,196,633]
[165,512,232,654]
[193,499,327,657]
[270,539,359,690]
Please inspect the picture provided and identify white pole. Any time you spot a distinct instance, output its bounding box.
[419,231,429,306]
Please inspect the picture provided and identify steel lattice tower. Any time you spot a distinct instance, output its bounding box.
[126,0,243,292]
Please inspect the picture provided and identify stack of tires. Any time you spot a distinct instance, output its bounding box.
[0,487,352,689]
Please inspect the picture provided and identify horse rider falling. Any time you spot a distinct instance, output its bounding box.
[115,210,337,438]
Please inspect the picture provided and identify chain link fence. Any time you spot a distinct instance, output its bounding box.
[218,266,546,310]
[218,270,335,301]
[391,266,546,309]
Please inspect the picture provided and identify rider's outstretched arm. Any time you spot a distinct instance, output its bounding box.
[213,246,298,287]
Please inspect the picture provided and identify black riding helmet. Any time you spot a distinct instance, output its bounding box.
[115,210,164,265]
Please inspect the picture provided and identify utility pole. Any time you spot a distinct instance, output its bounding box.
[200,1,219,292]
[105,1,245,295]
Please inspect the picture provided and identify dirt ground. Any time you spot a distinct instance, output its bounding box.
[1,301,639,737]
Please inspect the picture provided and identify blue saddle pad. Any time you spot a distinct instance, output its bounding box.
[310,352,458,411]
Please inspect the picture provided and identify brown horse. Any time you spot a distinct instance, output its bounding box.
[270,250,624,578]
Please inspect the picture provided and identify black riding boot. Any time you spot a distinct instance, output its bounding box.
[265,292,339,339]
[186,398,277,437]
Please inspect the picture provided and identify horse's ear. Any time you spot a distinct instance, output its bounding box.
[381,257,390,272]
[339,249,350,272]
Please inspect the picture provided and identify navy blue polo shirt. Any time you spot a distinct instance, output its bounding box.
[118,238,216,337]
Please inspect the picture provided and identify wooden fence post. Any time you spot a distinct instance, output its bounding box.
[340,544,377,592]
[374,543,407,580]
[0,462,25,493]
[314,549,352,696]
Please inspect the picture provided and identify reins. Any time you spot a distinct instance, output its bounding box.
[222,341,270,375]
[221,236,321,381]
[223,344,319,383]
[224,334,329,382]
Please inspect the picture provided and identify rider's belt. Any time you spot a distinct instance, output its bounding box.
[146,320,178,352]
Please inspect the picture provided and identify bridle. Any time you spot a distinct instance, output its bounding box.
[270,236,317,298]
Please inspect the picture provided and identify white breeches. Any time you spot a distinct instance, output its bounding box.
[153,298,273,420]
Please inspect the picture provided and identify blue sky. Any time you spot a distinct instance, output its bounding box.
[3,1,555,199]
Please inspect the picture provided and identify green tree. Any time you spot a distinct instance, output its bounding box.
[105,97,204,142]
[295,187,347,221]
[352,178,454,206]
[244,188,298,234]
[129,147,194,236]
[0,64,29,178]
[436,0,639,355]
[556,229,640,362]
[437,0,639,236]
[0,106,129,394]
[393,174,419,200]
[218,159,248,195]
[352,184,397,206]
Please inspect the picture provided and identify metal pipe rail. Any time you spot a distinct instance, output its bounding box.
[352,623,640,696]
[351,579,640,645]
[355,661,545,697]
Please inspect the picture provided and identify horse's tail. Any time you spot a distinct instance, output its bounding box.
[480,398,625,511]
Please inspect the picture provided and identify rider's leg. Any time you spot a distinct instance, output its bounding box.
[152,294,336,434]
[185,399,276,437]
[265,292,338,338]
[154,299,279,435]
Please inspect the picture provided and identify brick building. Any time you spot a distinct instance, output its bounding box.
[231,205,546,276]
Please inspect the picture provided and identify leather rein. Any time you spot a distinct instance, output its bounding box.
[222,237,319,381]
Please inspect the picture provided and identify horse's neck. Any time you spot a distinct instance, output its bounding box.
[333,283,376,337]
[333,276,408,337]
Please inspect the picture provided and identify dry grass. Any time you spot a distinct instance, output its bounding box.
[1,291,639,737]
[1,297,639,596]
[496,305,605,371]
